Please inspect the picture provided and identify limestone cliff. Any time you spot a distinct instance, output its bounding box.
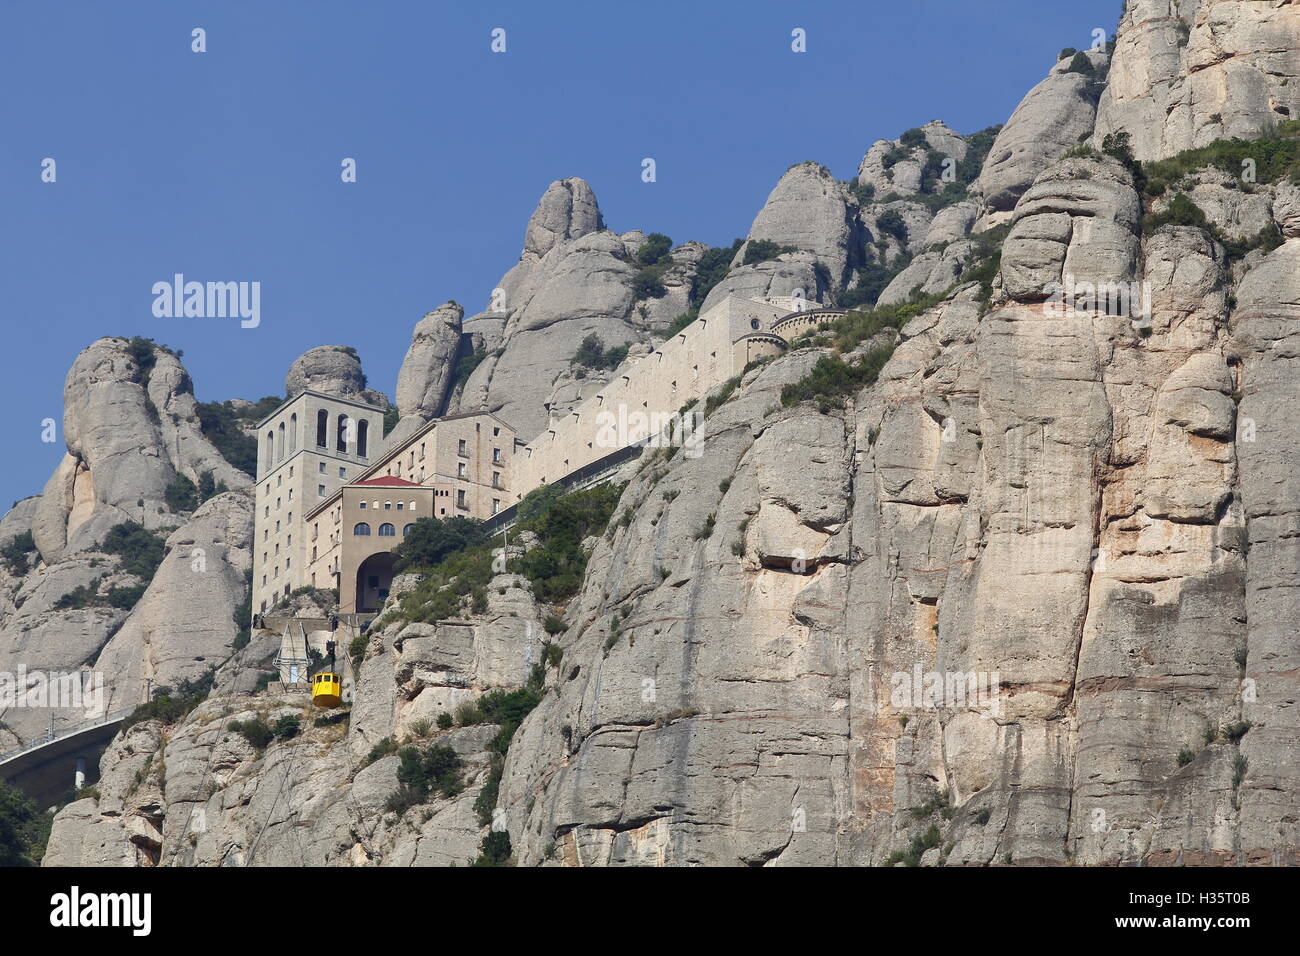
[28,0,1300,866]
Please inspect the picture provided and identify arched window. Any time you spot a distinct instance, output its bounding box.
[316,409,328,447]
[288,413,297,453]
[378,523,395,536]
[337,414,349,453]
[265,431,274,468]
[402,524,413,536]
[353,522,371,536]
[357,419,369,458]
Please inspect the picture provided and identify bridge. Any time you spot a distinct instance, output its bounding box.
[0,708,132,809]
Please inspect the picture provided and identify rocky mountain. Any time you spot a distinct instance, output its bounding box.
[17,0,1300,866]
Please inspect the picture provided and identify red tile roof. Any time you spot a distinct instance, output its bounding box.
[351,476,422,487]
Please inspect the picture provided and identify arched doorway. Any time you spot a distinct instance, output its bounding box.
[353,552,395,614]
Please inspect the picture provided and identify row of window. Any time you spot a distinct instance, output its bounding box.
[354,522,412,536]
[263,411,374,472]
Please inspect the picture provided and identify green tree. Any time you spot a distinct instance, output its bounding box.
[636,232,673,266]
[0,781,51,866]
[392,516,486,573]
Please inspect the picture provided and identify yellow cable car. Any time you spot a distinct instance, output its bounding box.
[311,672,342,708]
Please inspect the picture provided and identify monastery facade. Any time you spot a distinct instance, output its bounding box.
[250,295,841,619]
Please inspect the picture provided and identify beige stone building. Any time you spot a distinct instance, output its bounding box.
[301,411,515,614]
[252,295,840,620]
[507,295,838,501]
[251,390,388,617]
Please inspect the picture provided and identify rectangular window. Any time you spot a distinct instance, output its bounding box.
[458,439,468,456]
[458,462,467,479]
[359,501,367,509]
[492,499,500,514]
[492,472,502,489]
[339,467,346,478]
[456,490,467,509]
[319,462,326,473]
[318,484,326,497]
[492,448,502,463]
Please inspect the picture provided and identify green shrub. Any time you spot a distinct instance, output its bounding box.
[272,714,300,740]
[513,483,623,603]
[436,712,454,730]
[363,736,398,766]
[1065,51,1095,75]
[1143,192,1208,232]
[386,743,463,815]
[1176,748,1195,767]
[848,180,875,204]
[107,584,147,610]
[1141,132,1300,196]
[837,253,913,311]
[124,337,159,386]
[450,347,487,397]
[542,642,563,668]
[1223,720,1252,743]
[0,531,36,575]
[474,829,512,866]
[703,376,741,415]
[101,522,166,582]
[195,399,278,477]
[629,267,669,300]
[392,516,486,574]
[455,701,484,727]
[543,613,566,635]
[0,780,52,866]
[636,232,673,266]
[742,239,795,266]
[475,686,544,755]
[875,209,908,242]
[571,333,630,371]
[228,716,274,750]
[164,475,199,512]
[54,580,104,610]
[349,634,368,662]
[780,347,895,410]
[690,240,743,307]
[232,567,253,649]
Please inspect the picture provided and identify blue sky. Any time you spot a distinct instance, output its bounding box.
[0,0,1120,510]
